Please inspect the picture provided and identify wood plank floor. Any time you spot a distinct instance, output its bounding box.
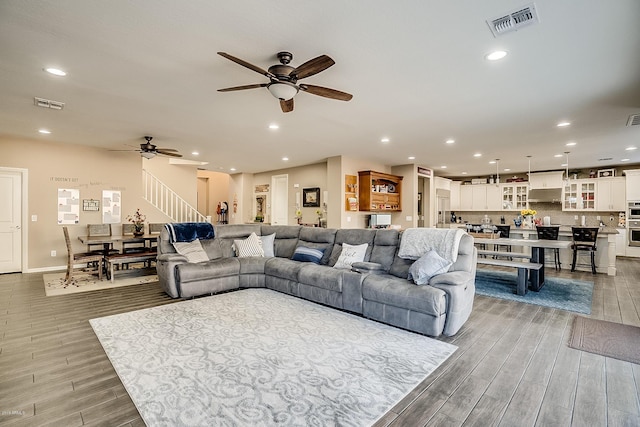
[1,259,639,426]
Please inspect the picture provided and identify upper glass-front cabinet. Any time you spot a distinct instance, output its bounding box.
[502,184,528,210]
[563,180,596,210]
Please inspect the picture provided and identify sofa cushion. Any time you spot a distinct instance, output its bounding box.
[298,264,343,292]
[234,232,264,257]
[238,257,268,275]
[176,258,240,283]
[389,255,414,279]
[368,229,400,272]
[328,229,376,266]
[265,258,304,282]
[298,227,337,265]
[172,239,209,263]
[333,243,368,269]
[408,250,452,285]
[291,246,325,264]
[200,238,223,260]
[261,225,301,259]
[362,274,446,317]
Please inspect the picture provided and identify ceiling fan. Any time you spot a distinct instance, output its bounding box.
[117,136,183,159]
[217,51,353,113]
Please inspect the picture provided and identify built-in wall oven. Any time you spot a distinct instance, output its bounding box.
[629,201,640,219]
[629,219,640,247]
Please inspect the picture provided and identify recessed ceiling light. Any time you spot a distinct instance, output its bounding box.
[44,67,66,76]
[504,168,511,172]
[282,157,289,161]
[461,172,468,175]
[557,121,571,127]
[408,156,415,160]
[566,141,577,146]
[621,158,630,162]
[554,154,562,158]
[269,124,279,130]
[474,153,482,158]
[489,160,496,164]
[445,139,455,144]
[38,129,51,134]
[561,163,568,167]
[626,146,637,151]
[191,151,199,156]
[230,167,236,171]
[441,166,447,169]
[381,137,390,143]
[485,50,507,61]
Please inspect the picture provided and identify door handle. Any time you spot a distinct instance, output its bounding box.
[15,225,21,230]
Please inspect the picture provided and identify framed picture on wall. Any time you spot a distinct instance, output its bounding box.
[303,187,320,207]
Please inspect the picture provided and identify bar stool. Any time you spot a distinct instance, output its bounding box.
[571,227,598,274]
[536,226,561,270]
[494,225,512,259]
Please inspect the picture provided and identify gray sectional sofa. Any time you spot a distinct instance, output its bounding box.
[156,224,477,337]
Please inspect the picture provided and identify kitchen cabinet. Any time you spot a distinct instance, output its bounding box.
[450,181,461,211]
[563,179,596,211]
[615,228,627,257]
[624,169,640,201]
[458,184,500,211]
[434,176,451,191]
[358,170,403,211]
[344,174,358,211]
[528,171,564,189]
[596,177,626,211]
[501,183,528,210]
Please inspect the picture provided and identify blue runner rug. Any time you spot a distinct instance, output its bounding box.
[475,269,594,314]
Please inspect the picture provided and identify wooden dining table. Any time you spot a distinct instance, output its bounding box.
[473,237,572,291]
[78,234,159,257]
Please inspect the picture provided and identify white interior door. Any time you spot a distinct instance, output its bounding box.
[271,174,288,225]
[0,170,22,273]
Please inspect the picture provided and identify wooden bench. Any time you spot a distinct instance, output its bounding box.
[476,258,543,296]
[477,250,531,260]
[105,251,157,282]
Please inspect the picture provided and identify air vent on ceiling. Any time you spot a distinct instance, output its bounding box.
[627,113,640,126]
[34,97,65,110]
[598,157,613,161]
[487,3,539,37]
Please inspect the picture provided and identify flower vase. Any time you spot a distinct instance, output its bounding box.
[524,215,534,229]
[133,226,144,236]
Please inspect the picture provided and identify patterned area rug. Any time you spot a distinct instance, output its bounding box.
[475,269,594,314]
[43,266,157,296]
[90,289,457,426]
[569,316,640,364]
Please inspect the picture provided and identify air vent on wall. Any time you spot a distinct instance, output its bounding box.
[628,113,640,126]
[34,97,65,110]
[487,3,539,37]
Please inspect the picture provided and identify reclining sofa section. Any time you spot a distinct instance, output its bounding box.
[157,224,477,337]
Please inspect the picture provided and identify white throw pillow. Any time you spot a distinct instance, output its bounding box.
[234,232,265,257]
[173,239,209,263]
[333,243,368,269]
[261,233,276,258]
[408,250,452,285]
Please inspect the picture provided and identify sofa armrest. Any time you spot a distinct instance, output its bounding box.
[428,271,475,336]
[351,261,385,275]
[156,253,189,298]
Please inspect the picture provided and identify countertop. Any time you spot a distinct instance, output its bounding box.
[455,224,619,235]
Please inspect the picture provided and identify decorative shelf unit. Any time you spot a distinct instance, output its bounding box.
[344,174,358,211]
[358,170,403,211]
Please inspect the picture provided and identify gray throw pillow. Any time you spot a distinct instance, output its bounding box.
[408,250,452,285]
[261,233,276,258]
[173,239,209,263]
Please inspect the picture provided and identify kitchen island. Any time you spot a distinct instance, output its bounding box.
[504,225,618,275]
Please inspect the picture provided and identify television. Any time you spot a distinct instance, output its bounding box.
[369,214,392,228]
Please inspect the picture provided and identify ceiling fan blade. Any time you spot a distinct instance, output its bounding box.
[217,83,268,92]
[217,52,276,79]
[156,149,183,157]
[299,84,353,101]
[291,55,335,80]
[156,147,178,152]
[280,99,294,113]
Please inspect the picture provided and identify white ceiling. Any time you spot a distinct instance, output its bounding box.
[1,0,639,177]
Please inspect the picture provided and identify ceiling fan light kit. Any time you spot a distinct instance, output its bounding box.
[217,51,352,113]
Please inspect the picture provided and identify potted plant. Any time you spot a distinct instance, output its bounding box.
[126,208,146,236]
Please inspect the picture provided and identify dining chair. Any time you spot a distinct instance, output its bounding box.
[122,224,147,254]
[571,227,598,274]
[148,223,165,251]
[86,224,119,256]
[536,226,561,270]
[493,225,512,259]
[63,226,103,284]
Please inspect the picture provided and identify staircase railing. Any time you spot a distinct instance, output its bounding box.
[142,169,209,223]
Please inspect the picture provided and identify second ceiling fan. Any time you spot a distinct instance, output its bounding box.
[217,51,353,113]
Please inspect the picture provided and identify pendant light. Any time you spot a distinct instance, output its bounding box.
[495,159,500,185]
[564,151,570,185]
[527,155,532,179]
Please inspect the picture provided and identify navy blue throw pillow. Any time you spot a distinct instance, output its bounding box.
[291,246,325,264]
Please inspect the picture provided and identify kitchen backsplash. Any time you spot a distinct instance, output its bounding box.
[452,202,624,228]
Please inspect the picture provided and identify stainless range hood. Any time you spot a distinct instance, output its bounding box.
[528,188,562,203]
